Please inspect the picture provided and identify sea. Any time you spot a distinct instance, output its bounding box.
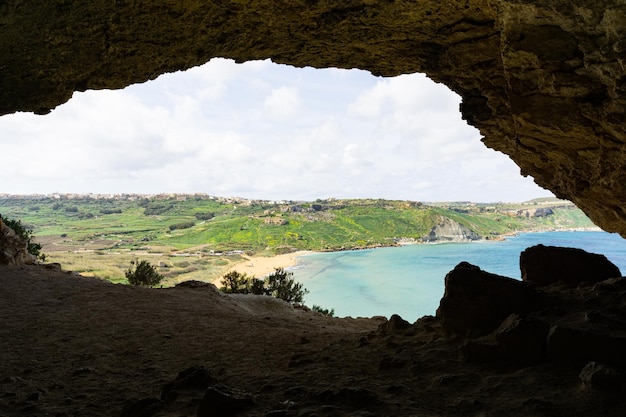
[291,231,626,322]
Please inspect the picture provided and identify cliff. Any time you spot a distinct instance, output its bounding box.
[422,217,481,242]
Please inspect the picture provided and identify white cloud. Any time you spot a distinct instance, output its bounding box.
[0,59,553,202]
[263,86,301,120]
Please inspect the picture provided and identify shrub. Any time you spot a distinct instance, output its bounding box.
[312,305,335,317]
[194,212,215,220]
[265,268,309,304]
[169,221,195,231]
[125,260,164,287]
[220,270,252,294]
[218,267,309,304]
[2,217,45,261]
[100,208,123,215]
[250,278,266,295]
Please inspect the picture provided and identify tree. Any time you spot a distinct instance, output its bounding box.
[2,216,45,261]
[265,268,309,304]
[125,260,164,287]
[218,268,308,305]
[220,270,252,294]
[249,278,266,295]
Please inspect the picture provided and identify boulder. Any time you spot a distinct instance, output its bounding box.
[520,245,621,287]
[0,220,35,265]
[494,314,549,365]
[547,324,626,366]
[436,262,540,337]
[579,362,624,391]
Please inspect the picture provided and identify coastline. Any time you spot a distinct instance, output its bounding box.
[209,227,604,287]
[211,250,313,287]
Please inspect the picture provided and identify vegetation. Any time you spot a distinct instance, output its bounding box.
[220,270,256,294]
[2,216,45,261]
[219,268,309,304]
[265,268,309,304]
[125,259,164,287]
[311,305,335,317]
[0,194,597,285]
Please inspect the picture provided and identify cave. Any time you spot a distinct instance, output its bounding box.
[2,1,626,416]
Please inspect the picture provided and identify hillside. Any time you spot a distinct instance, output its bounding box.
[0,195,596,284]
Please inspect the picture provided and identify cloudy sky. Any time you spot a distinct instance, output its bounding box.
[0,58,553,202]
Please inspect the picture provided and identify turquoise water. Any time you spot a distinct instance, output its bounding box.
[292,231,626,322]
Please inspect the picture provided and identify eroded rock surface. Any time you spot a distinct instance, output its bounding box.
[0,218,34,265]
[1,1,625,235]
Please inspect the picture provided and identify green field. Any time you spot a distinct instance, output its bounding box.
[0,195,597,285]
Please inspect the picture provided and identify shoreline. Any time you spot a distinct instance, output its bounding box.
[211,250,313,287]
[210,227,604,287]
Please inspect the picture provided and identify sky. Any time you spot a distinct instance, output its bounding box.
[0,58,554,202]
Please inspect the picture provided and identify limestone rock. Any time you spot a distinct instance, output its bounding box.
[520,244,622,287]
[1,2,626,236]
[436,262,539,336]
[0,221,35,265]
[422,217,481,243]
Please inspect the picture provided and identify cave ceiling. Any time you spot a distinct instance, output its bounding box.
[1,1,625,235]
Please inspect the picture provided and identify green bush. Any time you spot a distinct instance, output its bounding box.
[125,260,164,287]
[220,270,253,294]
[169,221,195,231]
[265,268,309,304]
[194,212,215,220]
[218,268,308,304]
[2,217,45,261]
[312,305,335,317]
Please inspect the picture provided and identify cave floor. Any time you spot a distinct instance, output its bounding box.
[1,264,625,417]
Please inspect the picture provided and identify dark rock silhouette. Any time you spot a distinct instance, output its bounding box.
[521,244,621,287]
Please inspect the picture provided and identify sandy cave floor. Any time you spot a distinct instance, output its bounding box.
[1,264,626,417]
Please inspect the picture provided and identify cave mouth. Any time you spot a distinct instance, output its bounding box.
[0,58,551,203]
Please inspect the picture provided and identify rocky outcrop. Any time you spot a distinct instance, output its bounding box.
[422,217,481,243]
[0,218,34,265]
[436,262,539,336]
[521,244,622,287]
[437,253,626,369]
[2,2,626,236]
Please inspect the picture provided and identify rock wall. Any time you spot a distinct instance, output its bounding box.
[1,1,625,235]
[422,217,481,243]
[0,219,35,265]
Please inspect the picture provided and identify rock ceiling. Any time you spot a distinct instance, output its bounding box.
[1,1,625,234]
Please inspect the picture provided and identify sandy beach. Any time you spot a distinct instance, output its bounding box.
[211,250,313,286]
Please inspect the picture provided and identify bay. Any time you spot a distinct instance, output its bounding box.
[292,231,626,322]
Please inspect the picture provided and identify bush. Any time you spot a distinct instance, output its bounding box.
[2,217,45,261]
[169,221,195,231]
[194,212,215,220]
[265,268,309,304]
[125,260,164,287]
[220,270,252,294]
[250,278,266,295]
[312,305,335,317]
[218,267,308,304]
[100,208,122,215]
